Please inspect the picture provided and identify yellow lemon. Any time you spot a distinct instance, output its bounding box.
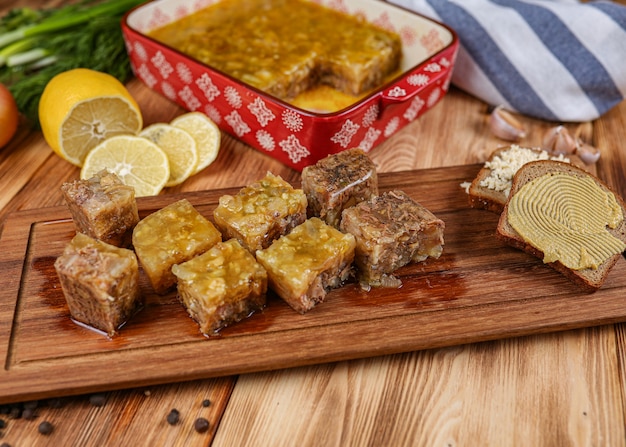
[170,112,220,175]
[140,123,198,187]
[81,135,170,197]
[39,68,143,167]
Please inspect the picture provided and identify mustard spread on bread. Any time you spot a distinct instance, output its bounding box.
[507,172,626,270]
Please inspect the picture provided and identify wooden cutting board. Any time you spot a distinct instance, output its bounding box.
[1,164,625,405]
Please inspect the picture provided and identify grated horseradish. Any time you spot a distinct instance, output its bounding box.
[479,145,569,197]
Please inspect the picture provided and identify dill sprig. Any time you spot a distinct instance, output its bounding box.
[0,0,145,127]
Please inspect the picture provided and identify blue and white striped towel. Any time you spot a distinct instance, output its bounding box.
[388,0,626,122]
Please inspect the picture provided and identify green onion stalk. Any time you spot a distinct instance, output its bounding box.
[0,0,146,127]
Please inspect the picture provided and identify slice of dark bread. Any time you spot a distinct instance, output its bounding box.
[468,145,579,214]
[496,160,626,292]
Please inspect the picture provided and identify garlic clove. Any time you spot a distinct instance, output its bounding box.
[575,139,601,165]
[489,105,527,141]
[542,125,577,155]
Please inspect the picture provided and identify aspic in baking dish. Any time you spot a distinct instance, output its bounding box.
[122,0,459,170]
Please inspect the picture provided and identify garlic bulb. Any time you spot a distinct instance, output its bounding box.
[489,105,527,141]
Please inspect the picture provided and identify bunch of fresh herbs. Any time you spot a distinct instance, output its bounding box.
[0,0,145,127]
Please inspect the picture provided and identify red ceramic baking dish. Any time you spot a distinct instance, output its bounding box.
[122,0,459,171]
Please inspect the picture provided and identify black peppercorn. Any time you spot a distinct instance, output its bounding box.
[194,417,209,433]
[23,401,38,411]
[22,408,36,420]
[202,399,211,407]
[166,409,180,425]
[0,418,6,429]
[38,421,54,435]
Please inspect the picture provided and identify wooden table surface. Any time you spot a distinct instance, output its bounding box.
[2,1,626,445]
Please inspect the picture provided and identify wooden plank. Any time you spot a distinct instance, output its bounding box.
[0,377,236,446]
[215,326,626,447]
[1,164,625,404]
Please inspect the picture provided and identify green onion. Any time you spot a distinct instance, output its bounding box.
[0,0,145,127]
[0,36,38,66]
[7,48,50,67]
[0,0,140,46]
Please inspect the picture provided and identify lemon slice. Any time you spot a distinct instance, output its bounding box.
[139,123,198,187]
[81,135,170,197]
[170,112,221,174]
[39,68,143,167]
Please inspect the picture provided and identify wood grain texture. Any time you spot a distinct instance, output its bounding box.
[2,0,626,444]
[0,378,234,446]
[216,327,626,447]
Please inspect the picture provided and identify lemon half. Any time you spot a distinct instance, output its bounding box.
[39,68,143,167]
